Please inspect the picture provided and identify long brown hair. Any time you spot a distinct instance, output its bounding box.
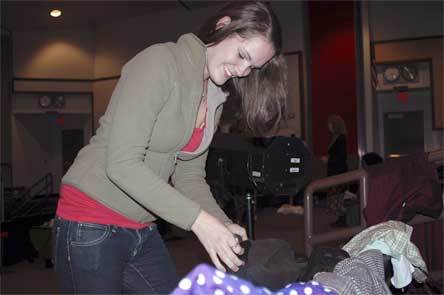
[197,1,287,136]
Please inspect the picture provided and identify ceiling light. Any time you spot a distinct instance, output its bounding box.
[50,9,62,18]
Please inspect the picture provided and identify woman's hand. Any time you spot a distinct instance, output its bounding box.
[225,222,248,241]
[191,210,244,272]
[225,223,247,256]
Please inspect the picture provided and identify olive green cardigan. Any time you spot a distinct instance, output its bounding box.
[62,34,231,230]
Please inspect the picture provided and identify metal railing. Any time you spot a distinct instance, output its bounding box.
[9,172,53,218]
[303,149,443,256]
[304,169,368,256]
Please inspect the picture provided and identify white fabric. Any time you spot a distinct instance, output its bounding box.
[391,255,415,288]
[362,240,415,288]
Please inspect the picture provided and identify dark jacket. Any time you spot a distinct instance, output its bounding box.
[364,152,442,226]
[327,134,347,176]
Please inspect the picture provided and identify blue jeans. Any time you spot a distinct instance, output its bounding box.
[52,217,178,294]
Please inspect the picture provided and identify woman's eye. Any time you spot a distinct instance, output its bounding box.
[238,52,245,59]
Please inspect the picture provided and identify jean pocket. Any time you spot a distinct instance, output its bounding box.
[71,222,111,247]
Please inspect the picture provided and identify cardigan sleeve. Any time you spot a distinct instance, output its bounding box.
[171,150,232,224]
[105,45,202,230]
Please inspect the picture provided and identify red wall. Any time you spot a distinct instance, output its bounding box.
[308,1,358,156]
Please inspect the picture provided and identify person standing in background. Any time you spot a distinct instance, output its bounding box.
[322,114,348,226]
[324,114,348,177]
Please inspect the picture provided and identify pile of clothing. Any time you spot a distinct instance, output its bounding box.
[171,220,437,295]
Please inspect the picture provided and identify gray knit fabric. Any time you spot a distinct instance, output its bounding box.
[314,250,392,295]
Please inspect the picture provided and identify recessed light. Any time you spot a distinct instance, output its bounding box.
[50,9,62,18]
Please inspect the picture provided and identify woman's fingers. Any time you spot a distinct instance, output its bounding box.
[209,240,243,272]
[191,211,245,272]
[209,250,226,272]
[226,223,248,241]
[220,245,244,271]
[214,236,244,272]
[210,245,243,272]
[230,243,243,255]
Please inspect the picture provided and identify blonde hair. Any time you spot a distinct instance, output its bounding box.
[327,114,347,136]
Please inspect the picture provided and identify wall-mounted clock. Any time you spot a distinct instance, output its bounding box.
[401,65,418,82]
[383,66,400,83]
[39,95,52,108]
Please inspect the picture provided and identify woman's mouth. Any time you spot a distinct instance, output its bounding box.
[224,66,234,78]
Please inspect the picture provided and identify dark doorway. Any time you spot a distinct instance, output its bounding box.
[383,111,424,157]
[62,129,84,175]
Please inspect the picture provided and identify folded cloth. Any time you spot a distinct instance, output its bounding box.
[314,249,391,295]
[172,263,338,295]
[277,204,304,215]
[342,220,427,283]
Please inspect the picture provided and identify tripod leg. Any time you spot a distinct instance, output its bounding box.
[246,193,255,240]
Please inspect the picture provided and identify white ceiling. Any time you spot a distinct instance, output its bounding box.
[1,1,223,31]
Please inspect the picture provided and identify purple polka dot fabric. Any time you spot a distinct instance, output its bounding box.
[171,264,337,295]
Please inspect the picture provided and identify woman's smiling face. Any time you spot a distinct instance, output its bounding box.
[205,33,275,86]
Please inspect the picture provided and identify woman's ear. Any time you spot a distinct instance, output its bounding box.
[215,16,231,30]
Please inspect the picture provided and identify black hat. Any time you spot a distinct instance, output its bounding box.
[229,238,307,291]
